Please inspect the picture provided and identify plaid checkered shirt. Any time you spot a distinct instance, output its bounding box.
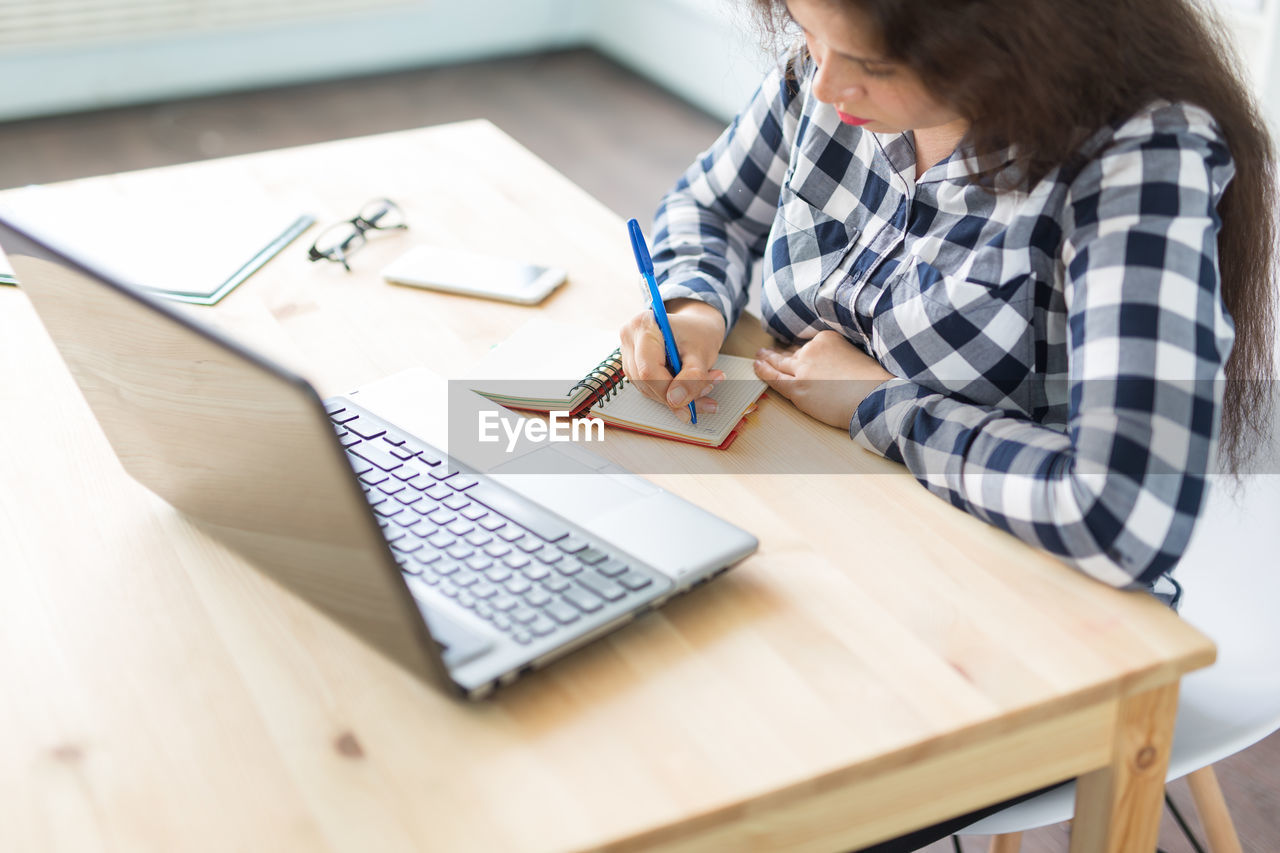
[651,50,1236,591]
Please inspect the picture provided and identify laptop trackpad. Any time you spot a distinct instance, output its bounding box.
[487,446,656,520]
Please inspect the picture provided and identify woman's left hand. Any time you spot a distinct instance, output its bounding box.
[754,330,896,429]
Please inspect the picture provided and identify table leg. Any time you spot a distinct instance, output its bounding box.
[988,833,1022,852]
[1069,681,1179,852]
[1186,766,1243,853]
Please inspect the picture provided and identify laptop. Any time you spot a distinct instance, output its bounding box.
[0,217,757,699]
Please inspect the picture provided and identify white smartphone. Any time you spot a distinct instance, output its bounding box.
[381,245,567,305]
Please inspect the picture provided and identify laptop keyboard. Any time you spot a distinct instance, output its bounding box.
[326,400,666,646]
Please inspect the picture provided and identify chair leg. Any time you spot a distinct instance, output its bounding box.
[987,834,1022,853]
[1186,766,1243,853]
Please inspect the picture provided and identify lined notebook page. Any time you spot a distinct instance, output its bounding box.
[467,317,766,446]
[468,320,620,409]
[591,354,763,445]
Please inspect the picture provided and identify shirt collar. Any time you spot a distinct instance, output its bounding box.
[917,140,1019,185]
[867,130,1016,187]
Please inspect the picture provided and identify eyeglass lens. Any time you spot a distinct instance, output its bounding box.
[358,199,404,230]
[308,198,407,268]
[312,221,368,258]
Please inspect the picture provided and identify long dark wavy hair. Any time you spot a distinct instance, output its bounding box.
[755,0,1277,472]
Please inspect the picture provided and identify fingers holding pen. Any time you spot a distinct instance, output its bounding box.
[619,312,675,404]
[654,298,728,420]
[666,365,726,422]
[619,310,726,422]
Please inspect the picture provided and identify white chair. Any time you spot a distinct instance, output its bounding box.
[957,469,1280,852]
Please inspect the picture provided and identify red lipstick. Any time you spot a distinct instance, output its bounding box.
[837,110,871,126]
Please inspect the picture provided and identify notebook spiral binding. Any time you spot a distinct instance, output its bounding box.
[567,347,627,411]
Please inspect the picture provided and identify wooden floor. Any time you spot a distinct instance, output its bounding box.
[1,48,1275,853]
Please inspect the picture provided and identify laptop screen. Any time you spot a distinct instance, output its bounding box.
[1,219,447,691]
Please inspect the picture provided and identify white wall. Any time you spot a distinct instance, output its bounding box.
[0,0,591,121]
[588,0,772,123]
[1223,0,1280,137]
[0,0,772,125]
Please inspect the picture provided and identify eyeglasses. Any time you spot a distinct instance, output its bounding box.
[307,198,408,271]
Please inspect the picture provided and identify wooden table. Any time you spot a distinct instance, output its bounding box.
[0,121,1215,852]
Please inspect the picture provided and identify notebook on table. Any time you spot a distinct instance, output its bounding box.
[0,247,14,285]
[0,180,313,305]
[468,318,767,449]
[0,215,758,700]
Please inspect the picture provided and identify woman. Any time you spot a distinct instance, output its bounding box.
[620,0,1276,601]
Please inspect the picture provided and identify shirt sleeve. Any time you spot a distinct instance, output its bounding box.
[650,50,806,332]
[849,109,1236,588]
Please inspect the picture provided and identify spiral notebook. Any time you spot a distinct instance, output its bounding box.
[467,318,766,449]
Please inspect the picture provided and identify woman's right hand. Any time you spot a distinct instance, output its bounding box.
[619,298,727,423]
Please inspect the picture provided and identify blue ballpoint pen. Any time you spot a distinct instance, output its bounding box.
[627,218,697,425]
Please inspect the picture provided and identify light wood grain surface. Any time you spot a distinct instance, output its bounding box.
[0,121,1216,852]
